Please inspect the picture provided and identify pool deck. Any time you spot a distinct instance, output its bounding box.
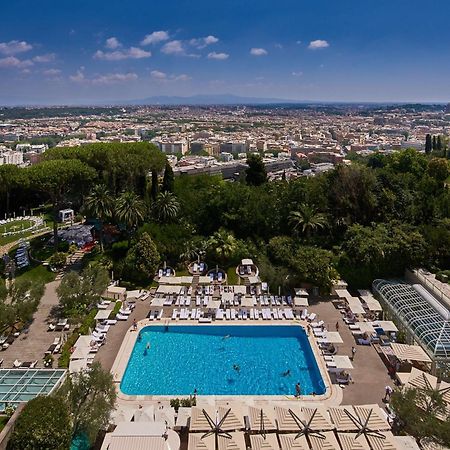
[97,299,393,413]
[110,319,342,407]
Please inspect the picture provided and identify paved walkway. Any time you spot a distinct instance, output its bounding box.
[94,300,151,371]
[1,280,61,368]
[309,301,393,407]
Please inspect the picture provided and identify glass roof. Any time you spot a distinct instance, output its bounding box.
[373,279,450,360]
[0,369,66,411]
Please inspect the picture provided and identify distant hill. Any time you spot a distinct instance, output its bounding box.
[124,94,301,105]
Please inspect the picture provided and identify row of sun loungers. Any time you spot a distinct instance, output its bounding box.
[170,308,298,321]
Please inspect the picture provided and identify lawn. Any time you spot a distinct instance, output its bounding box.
[0,219,33,234]
[15,264,56,285]
[226,266,239,285]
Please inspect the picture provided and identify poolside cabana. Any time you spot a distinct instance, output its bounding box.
[390,343,432,364]
[335,289,353,300]
[328,406,359,432]
[321,332,343,344]
[221,292,235,305]
[95,309,111,321]
[190,406,217,432]
[372,321,398,334]
[218,406,245,431]
[104,285,126,301]
[241,296,255,308]
[111,405,135,424]
[404,367,438,391]
[301,407,334,431]
[156,284,183,295]
[352,405,390,431]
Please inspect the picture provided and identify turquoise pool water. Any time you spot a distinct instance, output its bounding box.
[121,325,325,396]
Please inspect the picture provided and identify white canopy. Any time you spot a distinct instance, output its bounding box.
[294,296,309,307]
[156,285,182,294]
[198,276,212,284]
[333,355,354,370]
[95,310,111,321]
[241,258,253,266]
[347,297,365,314]
[233,286,247,295]
[206,298,221,309]
[372,321,398,333]
[221,292,235,303]
[151,297,165,306]
[240,296,254,307]
[336,289,353,300]
[248,276,260,284]
[322,331,344,344]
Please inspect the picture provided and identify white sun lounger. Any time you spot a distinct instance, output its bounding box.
[225,309,231,320]
[272,309,278,319]
[231,309,236,320]
[119,308,132,315]
[196,309,202,320]
[149,310,155,321]
[171,309,178,320]
[250,309,254,320]
[216,309,224,320]
[307,313,317,322]
[301,309,308,320]
[116,313,128,320]
[242,309,248,320]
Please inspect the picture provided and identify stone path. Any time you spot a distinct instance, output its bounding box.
[1,280,62,368]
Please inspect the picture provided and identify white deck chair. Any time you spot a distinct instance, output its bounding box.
[301,309,308,320]
[171,309,178,320]
[307,312,317,322]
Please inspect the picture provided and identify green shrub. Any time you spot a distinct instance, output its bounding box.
[109,301,122,319]
[58,331,79,368]
[78,309,98,335]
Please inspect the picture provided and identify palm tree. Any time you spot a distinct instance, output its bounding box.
[288,204,327,238]
[83,184,114,251]
[153,191,180,223]
[115,191,146,244]
[207,228,238,265]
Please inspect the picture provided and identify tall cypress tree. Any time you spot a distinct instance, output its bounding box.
[425,134,432,154]
[161,162,174,193]
[432,135,437,151]
[437,135,443,152]
[150,170,159,201]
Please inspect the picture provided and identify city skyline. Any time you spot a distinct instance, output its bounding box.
[1,0,450,105]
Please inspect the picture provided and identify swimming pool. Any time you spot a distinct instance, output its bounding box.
[120,325,325,396]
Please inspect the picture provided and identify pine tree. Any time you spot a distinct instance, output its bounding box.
[425,134,432,154]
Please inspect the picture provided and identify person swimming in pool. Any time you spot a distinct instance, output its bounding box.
[282,369,291,377]
[137,333,142,342]
[146,342,151,349]
[233,364,240,373]
[222,335,231,340]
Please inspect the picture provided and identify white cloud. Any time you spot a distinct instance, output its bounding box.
[172,73,191,81]
[308,39,329,50]
[141,31,169,46]
[70,68,138,84]
[250,47,268,56]
[150,70,167,80]
[33,53,56,63]
[92,72,138,85]
[0,40,33,55]
[190,35,219,49]
[69,68,85,82]
[207,51,229,60]
[161,40,184,55]
[93,47,151,60]
[296,40,302,45]
[292,71,303,76]
[43,68,61,76]
[105,37,121,49]
[0,56,33,69]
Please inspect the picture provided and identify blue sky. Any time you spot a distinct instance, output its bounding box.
[1,0,450,104]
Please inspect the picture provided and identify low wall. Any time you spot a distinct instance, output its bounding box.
[0,403,25,450]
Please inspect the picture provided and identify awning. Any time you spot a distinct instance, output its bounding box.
[390,343,432,363]
[353,405,390,431]
[274,405,304,432]
[294,297,309,307]
[322,331,343,344]
[207,299,221,309]
[221,292,235,303]
[332,356,354,370]
[218,406,244,431]
[361,295,382,312]
[242,258,254,266]
[240,296,254,307]
[347,297,365,315]
[295,288,308,297]
[233,286,247,295]
[111,405,135,424]
[302,407,334,431]
[336,289,353,300]
[278,433,309,450]
[309,431,341,450]
[372,321,398,333]
[156,285,182,295]
[404,367,438,390]
[126,290,141,300]
[189,432,246,450]
[247,406,276,431]
[354,322,375,334]
[366,431,399,450]
[95,310,111,321]
[198,276,212,284]
[329,406,358,431]
[337,432,370,450]
[151,297,165,306]
[248,276,260,285]
[250,434,279,450]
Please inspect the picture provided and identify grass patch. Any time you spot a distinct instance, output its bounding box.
[15,264,56,285]
[109,301,122,319]
[78,308,98,335]
[226,267,239,285]
[0,219,33,234]
[58,332,79,368]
